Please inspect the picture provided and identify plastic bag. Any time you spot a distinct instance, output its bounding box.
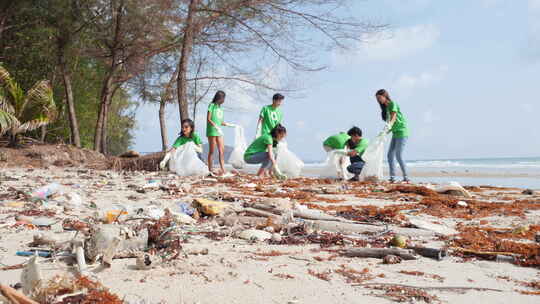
[359,132,389,182]
[319,150,353,179]
[169,142,209,177]
[276,141,304,178]
[228,125,247,169]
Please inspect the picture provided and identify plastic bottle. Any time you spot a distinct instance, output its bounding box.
[31,183,61,200]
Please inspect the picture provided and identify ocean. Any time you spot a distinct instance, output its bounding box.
[303,157,540,189]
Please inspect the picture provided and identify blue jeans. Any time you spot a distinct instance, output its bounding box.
[245,152,272,169]
[347,160,365,177]
[388,137,408,180]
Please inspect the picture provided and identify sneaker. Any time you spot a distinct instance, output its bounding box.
[388,177,395,183]
[403,177,411,184]
[348,176,359,182]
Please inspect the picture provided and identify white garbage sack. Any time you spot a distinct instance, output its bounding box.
[276,141,304,178]
[169,142,209,177]
[228,125,247,169]
[319,150,353,180]
[359,132,389,182]
[426,181,472,198]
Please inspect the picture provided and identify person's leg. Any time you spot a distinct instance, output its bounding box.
[207,136,216,173]
[245,152,271,177]
[394,137,409,181]
[347,160,365,181]
[387,137,397,182]
[216,136,226,175]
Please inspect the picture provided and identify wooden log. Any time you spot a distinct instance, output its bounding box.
[409,247,447,260]
[102,237,122,267]
[75,245,86,275]
[306,220,435,238]
[240,208,278,218]
[0,284,40,304]
[344,248,417,260]
[250,204,351,223]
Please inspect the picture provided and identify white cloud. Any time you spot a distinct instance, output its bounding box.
[392,65,448,94]
[338,24,440,63]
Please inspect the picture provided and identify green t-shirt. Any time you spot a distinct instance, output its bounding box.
[323,132,350,149]
[172,132,202,148]
[353,138,369,157]
[386,101,409,138]
[206,102,224,137]
[259,105,283,136]
[244,134,274,160]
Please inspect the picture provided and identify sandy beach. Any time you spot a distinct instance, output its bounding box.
[1,161,540,303]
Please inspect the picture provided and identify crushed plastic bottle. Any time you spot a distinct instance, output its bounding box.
[31,183,61,200]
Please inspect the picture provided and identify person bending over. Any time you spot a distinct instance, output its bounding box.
[345,127,369,182]
[244,124,287,179]
[160,118,202,169]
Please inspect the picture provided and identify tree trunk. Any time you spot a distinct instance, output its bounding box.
[159,99,168,151]
[40,125,46,142]
[59,53,81,147]
[100,100,110,154]
[94,74,114,152]
[176,0,200,122]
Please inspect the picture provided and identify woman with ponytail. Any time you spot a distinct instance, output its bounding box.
[375,89,410,183]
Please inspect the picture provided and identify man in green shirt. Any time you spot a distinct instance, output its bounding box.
[345,126,369,182]
[256,93,284,137]
[323,132,350,152]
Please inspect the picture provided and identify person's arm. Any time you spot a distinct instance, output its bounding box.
[207,110,217,128]
[267,144,276,167]
[347,150,357,157]
[387,112,397,128]
[256,116,263,137]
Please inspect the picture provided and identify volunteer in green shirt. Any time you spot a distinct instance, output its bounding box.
[207,90,235,176]
[345,126,369,181]
[244,124,287,179]
[256,93,284,137]
[376,89,410,183]
[323,132,350,152]
[159,119,202,170]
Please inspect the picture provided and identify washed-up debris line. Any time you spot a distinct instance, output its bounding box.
[1,167,539,303]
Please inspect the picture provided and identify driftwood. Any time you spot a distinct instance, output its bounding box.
[344,248,417,260]
[217,216,268,227]
[241,207,278,219]
[0,263,26,271]
[306,220,434,238]
[409,247,447,260]
[0,284,39,304]
[74,244,86,275]
[102,237,122,267]
[249,203,350,222]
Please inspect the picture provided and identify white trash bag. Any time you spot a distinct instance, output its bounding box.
[276,141,304,178]
[228,125,247,169]
[319,150,353,180]
[359,132,389,182]
[169,142,209,177]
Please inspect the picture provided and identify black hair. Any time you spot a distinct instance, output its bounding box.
[270,124,287,146]
[272,93,284,101]
[180,118,195,138]
[347,126,362,137]
[375,89,392,122]
[212,90,226,103]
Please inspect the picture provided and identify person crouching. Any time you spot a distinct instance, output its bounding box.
[243,124,287,179]
[345,126,369,182]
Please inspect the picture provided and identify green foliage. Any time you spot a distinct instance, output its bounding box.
[0,64,57,142]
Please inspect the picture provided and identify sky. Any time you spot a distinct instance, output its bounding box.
[133,0,540,162]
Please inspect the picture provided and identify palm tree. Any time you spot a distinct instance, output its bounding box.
[0,64,57,147]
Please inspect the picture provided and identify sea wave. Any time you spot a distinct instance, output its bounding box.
[407,160,540,169]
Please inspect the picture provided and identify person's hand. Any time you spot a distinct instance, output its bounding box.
[334,149,348,156]
[273,166,287,180]
[224,122,237,128]
[194,145,203,153]
[383,123,392,134]
[160,152,172,170]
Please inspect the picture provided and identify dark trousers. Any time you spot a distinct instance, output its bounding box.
[347,159,365,176]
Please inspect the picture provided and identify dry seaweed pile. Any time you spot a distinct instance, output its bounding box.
[451,224,540,267]
[110,152,165,171]
[36,275,123,304]
[365,284,441,303]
